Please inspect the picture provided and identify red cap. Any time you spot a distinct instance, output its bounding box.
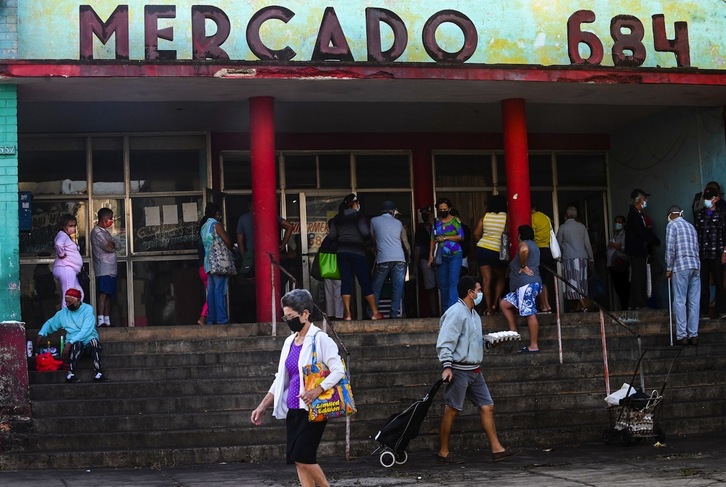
[65,288,82,300]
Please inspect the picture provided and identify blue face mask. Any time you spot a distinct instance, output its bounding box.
[642,201,648,209]
[704,199,714,209]
[474,292,483,306]
[614,223,623,231]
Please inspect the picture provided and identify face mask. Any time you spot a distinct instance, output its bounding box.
[104,219,113,228]
[614,223,623,231]
[285,316,304,333]
[642,201,648,209]
[704,199,714,209]
[67,301,81,311]
[474,292,483,306]
[438,210,449,219]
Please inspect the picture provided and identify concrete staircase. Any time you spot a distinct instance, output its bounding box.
[1,311,725,470]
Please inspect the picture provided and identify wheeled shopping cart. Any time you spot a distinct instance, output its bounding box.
[371,379,443,467]
[603,347,682,446]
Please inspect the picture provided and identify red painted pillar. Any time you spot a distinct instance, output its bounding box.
[501,98,531,252]
[249,97,279,323]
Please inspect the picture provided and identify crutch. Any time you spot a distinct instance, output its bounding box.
[667,276,673,346]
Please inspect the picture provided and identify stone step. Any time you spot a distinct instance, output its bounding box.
[7,311,723,471]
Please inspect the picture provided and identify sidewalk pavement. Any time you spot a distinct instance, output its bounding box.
[1,433,724,486]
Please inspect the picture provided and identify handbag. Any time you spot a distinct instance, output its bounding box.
[499,231,510,261]
[208,225,237,276]
[303,332,357,422]
[432,226,443,266]
[548,221,562,261]
[318,252,340,279]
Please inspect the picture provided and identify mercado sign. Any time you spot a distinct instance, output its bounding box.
[16,1,726,70]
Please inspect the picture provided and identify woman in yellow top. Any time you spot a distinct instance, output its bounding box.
[473,195,508,315]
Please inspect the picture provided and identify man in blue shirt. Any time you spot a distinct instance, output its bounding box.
[665,205,701,345]
[370,201,408,318]
[36,288,109,383]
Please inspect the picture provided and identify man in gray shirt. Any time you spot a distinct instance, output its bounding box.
[370,201,409,318]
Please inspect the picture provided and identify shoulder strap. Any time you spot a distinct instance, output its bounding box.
[310,331,320,364]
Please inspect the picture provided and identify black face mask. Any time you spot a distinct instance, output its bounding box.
[286,316,305,333]
[67,302,81,311]
[438,210,449,219]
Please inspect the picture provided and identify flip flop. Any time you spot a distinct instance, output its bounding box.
[518,346,540,354]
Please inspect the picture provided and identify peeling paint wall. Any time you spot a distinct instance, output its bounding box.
[0,0,18,59]
[0,321,31,453]
[0,85,19,322]
[608,106,726,306]
[14,1,726,69]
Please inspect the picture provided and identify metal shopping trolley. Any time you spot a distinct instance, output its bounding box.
[603,347,682,446]
[371,379,443,467]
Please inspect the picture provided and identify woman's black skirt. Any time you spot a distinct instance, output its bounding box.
[286,409,327,465]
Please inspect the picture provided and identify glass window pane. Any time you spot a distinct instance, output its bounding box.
[129,136,206,192]
[92,199,127,257]
[92,137,124,195]
[20,263,60,328]
[557,154,607,186]
[285,155,317,189]
[435,154,492,188]
[131,196,203,252]
[19,137,87,195]
[319,154,350,189]
[529,154,553,186]
[222,153,252,191]
[20,201,88,257]
[132,259,200,326]
[356,154,409,189]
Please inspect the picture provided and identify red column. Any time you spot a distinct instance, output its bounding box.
[249,96,279,323]
[501,98,531,252]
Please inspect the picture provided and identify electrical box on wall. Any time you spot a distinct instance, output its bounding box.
[19,191,32,231]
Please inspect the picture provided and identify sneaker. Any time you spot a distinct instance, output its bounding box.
[492,447,522,462]
[93,374,109,382]
[688,336,699,346]
[66,375,80,383]
[675,337,688,346]
[436,453,464,464]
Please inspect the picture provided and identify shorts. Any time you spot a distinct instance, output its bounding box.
[96,275,117,296]
[443,368,493,411]
[504,282,542,317]
[286,409,327,464]
[476,247,508,269]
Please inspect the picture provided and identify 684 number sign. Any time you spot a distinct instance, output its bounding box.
[567,10,690,68]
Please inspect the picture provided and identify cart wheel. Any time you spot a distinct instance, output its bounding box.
[602,428,614,444]
[620,429,633,446]
[394,451,408,464]
[656,428,666,443]
[380,451,396,468]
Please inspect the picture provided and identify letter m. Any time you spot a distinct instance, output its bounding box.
[79,5,130,60]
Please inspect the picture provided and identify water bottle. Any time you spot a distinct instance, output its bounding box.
[60,336,65,354]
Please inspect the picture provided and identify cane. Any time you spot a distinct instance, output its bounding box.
[667,276,673,346]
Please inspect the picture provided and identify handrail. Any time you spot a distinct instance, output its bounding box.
[542,263,644,391]
[541,263,639,338]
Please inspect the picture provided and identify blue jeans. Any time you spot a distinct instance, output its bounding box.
[671,268,700,339]
[338,252,374,296]
[371,261,406,318]
[438,253,463,312]
[207,274,229,324]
